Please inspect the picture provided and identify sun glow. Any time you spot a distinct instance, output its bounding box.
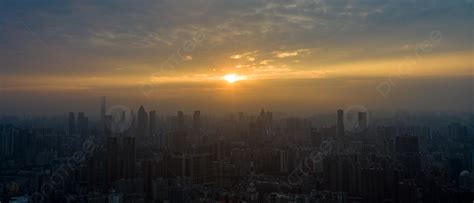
[223,74,246,83]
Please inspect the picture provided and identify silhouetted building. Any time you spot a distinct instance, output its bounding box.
[358,112,368,131]
[137,105,148,140]
[68,112,75,134]
[192,110,201,143]
[100,96,106,134]
[122,137,136,179]
[106,137,120,182]
[106,136,136,183]
[177,111,185,131]
[77,112,88,135]
[149,110,157,137]
[337,109,344,137]
[193,110,201,132]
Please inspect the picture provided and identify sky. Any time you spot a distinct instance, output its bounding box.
[0,0,472,116]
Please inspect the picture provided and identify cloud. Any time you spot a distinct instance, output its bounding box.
[273,49,310,58]
[229,51,258,59]
[0,0,471,88]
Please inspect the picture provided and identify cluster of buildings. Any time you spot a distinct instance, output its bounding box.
[0,98,473,202]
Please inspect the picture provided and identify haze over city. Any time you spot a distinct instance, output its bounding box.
[0,1,473,203]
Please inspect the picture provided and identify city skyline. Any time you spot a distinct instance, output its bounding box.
[0,1,473,202]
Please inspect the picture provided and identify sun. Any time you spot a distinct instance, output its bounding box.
[223,74,246,83]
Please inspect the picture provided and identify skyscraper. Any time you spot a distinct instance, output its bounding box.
[265,111,273,127]
[137,106,148,139]
[337,109,344,137]
[122,136,136,179]
[193,110,201,132]
[106,136,136,182]
[104,115,113,136]
[106,137,119,182]
[149,110,157,137]
[100,96,106,134]
[77,112,88,135]
[177,111,185,131]
[358,112,368,131]
[68,112,75,134]
[192,110,201,144]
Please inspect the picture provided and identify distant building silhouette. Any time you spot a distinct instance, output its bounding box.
[337,109,344,137]
[137,105,148,140]
[358,112,368,131]
[149,110,157,137]
[77,112,88,135]
[177,111,185,131]
[68,112,75,134]
[106,136,136,183]
[100,96,106,134]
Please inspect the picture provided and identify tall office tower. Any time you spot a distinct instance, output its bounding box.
[137,106,148,139]
[143,160,157,199]
[177,111,185,131]
[0,126,13,158]
[323,155,361,195]
[100,96,106,133]
[86,153,99,189]
[265,111,273,127]
[358,112,368,131]
[193,110,201,132]
[279,148,290,174]
[214,137,226,161]
[77,112,88,135]
[258,109,266,126]
[106,137,119,182]
[130,110,137,131]
[122,136,136,179]
[149,110,157,137]
[337,109,345,137]
[192,110,201,144]
[68,112,76,134]
[360,167,385,203]
[104,115,113,136]
[106,136,136,182]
